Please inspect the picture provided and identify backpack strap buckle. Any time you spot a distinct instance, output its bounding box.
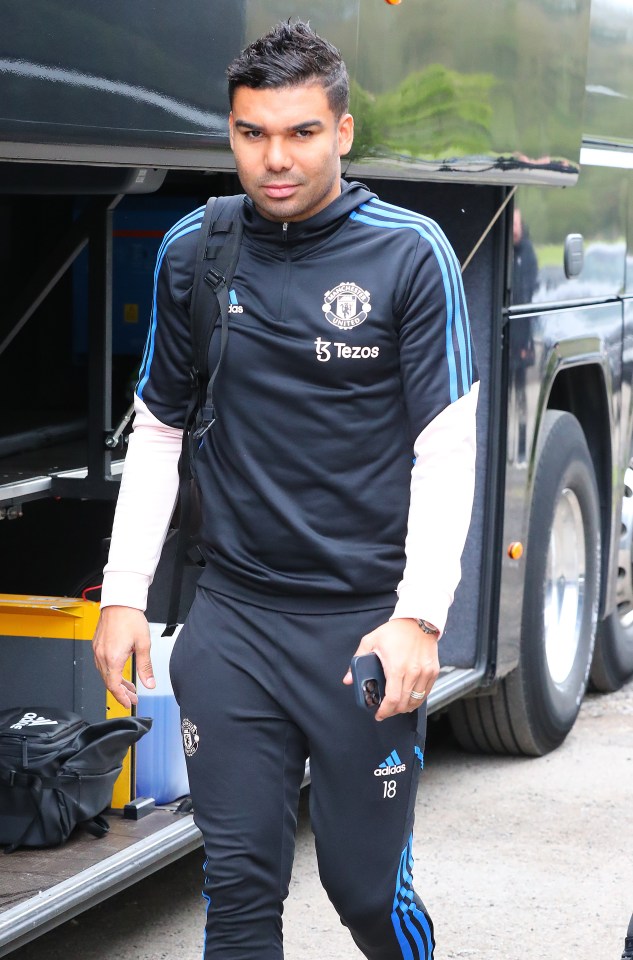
[191,419,215,442]
[204,267,226,292]
[191,406,216,442]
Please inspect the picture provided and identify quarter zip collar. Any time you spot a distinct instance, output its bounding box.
[241,180,376,252]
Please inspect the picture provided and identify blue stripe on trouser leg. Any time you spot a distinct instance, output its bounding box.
[201,858,211,960]
[391,835,434,959]
[171,589,435,959]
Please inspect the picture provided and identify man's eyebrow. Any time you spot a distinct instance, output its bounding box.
[233,119,325,133]
[234,120,264,132]
[288,120,324,132]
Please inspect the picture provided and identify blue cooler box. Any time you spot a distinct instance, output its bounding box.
[135,623,189,804]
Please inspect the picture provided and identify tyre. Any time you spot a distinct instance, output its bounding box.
[449,410,601,756]
[590,448,633,691]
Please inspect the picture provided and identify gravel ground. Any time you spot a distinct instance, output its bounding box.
[8,678,633,960]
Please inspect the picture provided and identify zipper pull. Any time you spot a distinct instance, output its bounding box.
[22,737,28,768]
[282,222,288,242]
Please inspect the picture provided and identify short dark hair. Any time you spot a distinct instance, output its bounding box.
[227,20,349,119]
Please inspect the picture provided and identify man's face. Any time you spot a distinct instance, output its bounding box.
[229,82,354,222]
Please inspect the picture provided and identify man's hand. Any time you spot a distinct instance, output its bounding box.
[342,618,440,721]
[92,606,155,709]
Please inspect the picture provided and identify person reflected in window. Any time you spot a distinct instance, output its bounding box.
[510,209,538,462]
[512,208,538,306]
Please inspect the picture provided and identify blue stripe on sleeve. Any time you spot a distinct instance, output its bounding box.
[367,198,473,393]
[138,205,204,383]
[351,209,458,402]
[137,206,204,400]
[355,199,472,402]
[371,198,473,392]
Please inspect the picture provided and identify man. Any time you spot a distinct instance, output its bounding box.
[510,209,537,459]
[93,20,478,960]
[512,208,538,307]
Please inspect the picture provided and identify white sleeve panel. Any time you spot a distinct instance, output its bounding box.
[100,395,183,611]
[390,381,479,635]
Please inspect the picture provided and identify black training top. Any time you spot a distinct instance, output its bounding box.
[136,180,476,611]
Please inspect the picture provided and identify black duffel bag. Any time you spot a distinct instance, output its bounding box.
[0,706,152,852]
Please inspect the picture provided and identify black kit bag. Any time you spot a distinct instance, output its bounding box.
[0,706,151,852]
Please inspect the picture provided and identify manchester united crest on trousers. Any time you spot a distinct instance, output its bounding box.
[181,718,200,757]
[322,282,372,330]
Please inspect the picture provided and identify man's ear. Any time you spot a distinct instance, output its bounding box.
[228,111,235,151]
[338,113,354,157]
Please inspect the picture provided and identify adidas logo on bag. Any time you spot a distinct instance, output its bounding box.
[10,712,59,730]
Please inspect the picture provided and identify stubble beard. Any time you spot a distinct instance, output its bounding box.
[237,162,340,223]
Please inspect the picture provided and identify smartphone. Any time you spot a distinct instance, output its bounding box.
[350,653,386,710]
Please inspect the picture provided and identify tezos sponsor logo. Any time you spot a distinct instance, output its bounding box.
[322,282,372,330]
[374,763,407,777]
[314,338,379,363]
[10,712,59,730]
[181,718,200,757]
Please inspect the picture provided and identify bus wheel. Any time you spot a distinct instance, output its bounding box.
[449,411,600,756]
[590,450,633,691]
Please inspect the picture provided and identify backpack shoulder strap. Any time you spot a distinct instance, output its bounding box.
[190,193,245,387]
[189,195,218,373]
[162,194,244,638]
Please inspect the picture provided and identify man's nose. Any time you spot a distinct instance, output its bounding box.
[265,137,292,172]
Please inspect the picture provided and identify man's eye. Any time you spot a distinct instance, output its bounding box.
[245,130,262,140]
[295,129,313,139]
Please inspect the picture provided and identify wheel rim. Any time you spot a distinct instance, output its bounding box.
[616,460,633,630]
[544,487,586,684]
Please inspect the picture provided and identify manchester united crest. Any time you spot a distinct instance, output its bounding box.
[322,282,372,330]
[181,717,200,757]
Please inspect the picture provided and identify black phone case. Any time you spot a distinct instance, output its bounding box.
[350,653,386,709]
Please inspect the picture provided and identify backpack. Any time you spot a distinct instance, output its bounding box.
[163,194,245,635]
[0,707,151,852]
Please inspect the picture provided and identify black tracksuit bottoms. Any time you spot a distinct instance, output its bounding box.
[169,586,435,960]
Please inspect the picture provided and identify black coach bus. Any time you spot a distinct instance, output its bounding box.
[0,0,632,951]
